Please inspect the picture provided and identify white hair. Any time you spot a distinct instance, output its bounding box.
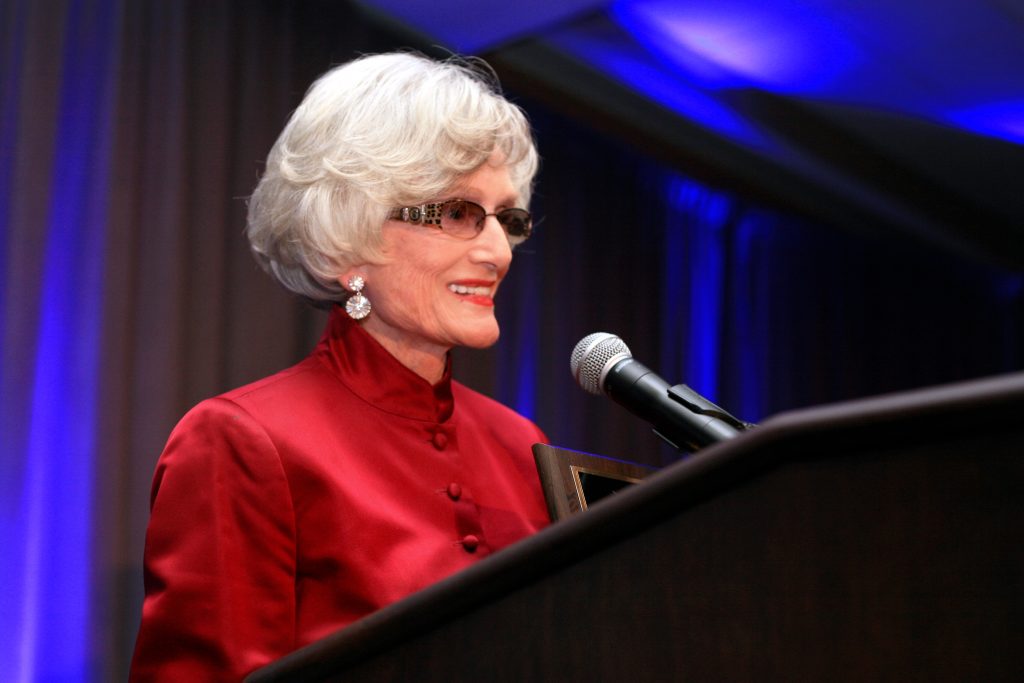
[246,52,539,303]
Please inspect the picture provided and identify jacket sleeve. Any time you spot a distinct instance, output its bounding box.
[130,398,297,682]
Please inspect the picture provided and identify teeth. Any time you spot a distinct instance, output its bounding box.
[448,284,490,296]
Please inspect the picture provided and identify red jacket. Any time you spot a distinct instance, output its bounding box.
[130,309,549,681]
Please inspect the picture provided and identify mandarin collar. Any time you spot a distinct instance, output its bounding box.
[314,306,454,423]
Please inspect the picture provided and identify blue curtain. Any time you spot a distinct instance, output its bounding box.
[660,177,733,407]
[1,1,119,680]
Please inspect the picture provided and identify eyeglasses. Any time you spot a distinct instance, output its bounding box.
[389,199,533,246]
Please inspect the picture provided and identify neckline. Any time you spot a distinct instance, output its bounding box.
[313,307,454,423]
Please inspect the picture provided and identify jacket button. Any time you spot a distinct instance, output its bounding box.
[432,431,448,449]
[460,534,479,552]
[446,482,462,500]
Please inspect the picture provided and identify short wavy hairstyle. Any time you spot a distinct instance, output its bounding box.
[246,52,539,304]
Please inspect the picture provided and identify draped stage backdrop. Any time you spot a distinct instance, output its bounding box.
[2,1,1022,680]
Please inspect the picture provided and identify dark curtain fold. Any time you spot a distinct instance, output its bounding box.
[1,1,1021,679]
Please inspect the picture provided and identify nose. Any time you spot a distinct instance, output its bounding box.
[470,214,513,270]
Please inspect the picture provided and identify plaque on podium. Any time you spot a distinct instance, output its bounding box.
[532,444,657,520]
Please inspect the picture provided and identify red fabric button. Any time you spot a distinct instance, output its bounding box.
[431,431,447,449]
[446,482,462,500]
[460,534,479,552]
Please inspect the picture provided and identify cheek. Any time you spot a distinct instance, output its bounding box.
[388,248,456,295]
[368,234,467,319]
[376,264,446,316]
[404,265,444,296]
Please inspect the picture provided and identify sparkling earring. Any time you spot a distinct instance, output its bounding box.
[344,276,371,320]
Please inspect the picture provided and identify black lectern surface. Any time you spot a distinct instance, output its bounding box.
[248,372,1024,682]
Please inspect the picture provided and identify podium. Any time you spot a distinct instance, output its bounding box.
[247,372,1024,682]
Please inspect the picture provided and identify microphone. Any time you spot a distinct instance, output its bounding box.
[570,332,750,452]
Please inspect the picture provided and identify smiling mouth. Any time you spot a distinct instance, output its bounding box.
[447,282,497,306]
[448,283,493,296]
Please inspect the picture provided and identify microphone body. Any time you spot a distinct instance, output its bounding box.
[604,357,741,451]
[571,332,748,452]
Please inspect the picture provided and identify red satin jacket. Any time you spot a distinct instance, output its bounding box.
[130,309,550,681]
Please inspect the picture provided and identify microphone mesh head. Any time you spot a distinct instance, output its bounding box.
[570,333,632,395]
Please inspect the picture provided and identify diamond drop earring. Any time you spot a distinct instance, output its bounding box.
[344,276,371,320]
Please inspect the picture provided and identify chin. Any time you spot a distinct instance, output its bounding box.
[457,325,501,349]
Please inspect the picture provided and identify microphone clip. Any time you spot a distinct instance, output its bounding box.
[667,384,755,432]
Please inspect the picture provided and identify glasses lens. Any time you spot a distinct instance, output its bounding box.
[439,200,485,239]
[497,208,532,244]
[434,200,533,245]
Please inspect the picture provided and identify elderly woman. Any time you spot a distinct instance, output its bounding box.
[130,52,548,680]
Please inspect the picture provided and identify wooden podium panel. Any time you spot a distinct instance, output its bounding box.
[248,373,1024,682]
